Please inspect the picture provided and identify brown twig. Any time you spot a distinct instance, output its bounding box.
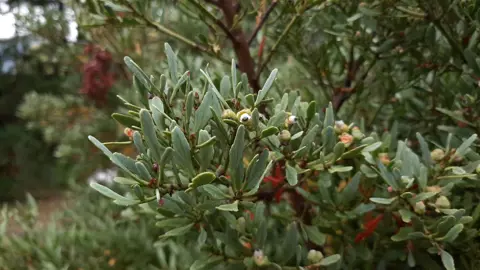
[121,0,230,65]
[209,0,261,92]
[248,0,278,46]
[186,0,236,41]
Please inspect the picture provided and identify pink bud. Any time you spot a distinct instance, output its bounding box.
[387,186,393,193]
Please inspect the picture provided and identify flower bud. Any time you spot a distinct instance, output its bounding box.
[307,249,324,263]
[279,130,291,143]
[253,250,267,266]
[425,185,442,193]
[236,217,246,233]
[351,126,364,140]
[435,196,451,209]
[285,114,297,126]
[378,153,390,165]
[339,133,354,147]
[414,201,426,215]
[222,109,237,120]
[334,120,349,134]
[430,149,445,162]
[124,128,134,140]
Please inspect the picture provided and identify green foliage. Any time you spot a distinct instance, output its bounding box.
[0,187,202,269]
[88,45,480,269]
[17,92,116,160]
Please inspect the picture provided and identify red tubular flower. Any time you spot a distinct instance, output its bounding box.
[354,214,384,243]
[263,163,285,188]
[244,210,255,221]
[262,163,287,202]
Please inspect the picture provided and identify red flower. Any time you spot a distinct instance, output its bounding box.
[244,210,255,221]
[263,163,285,188]
[263,163,287,202]
[354,214,384,243]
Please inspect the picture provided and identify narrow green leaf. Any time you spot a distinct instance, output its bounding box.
[164,43,178,83]
[416,133,432,167]
[112,113,140,127]
[231,60,237,97]
[319,254,341,266]
[328,166,353,173]
[280,223,298,264]
[436,224,464,243]
[323,102,334,128]
[440,250,455,270]
[341,144,368,159]
[261,126,279,138]
[220,75,231,97]
[341,172,361,204]
[229,125,245,191]
[135,162,152,180]
[300,125,320,152]
[303,225,326,246]
[363,142,382,152]
[391,227,414,242]
[418,165,428,190]
[124,56,152,89]
[133,131,146,154]
[285,164,298,186]
[172,126,195,177]
[88,135,113,159]
[255,68,278,105]
[140,109,164,161]
[114,177,138,185]
[194,92,214,133]
[186,91,194,123]
[333,142,345,160]
[455,134,477,157]
[370,197,397,205]
[187,172,216,191]
[197,130,215,171]
[90,182,125,201]
[200,69,229,108]
[268,111,288,128]
[201,184,230,199]
[306,101,316,122]
[160,223,194,239]
[216,200,239,212]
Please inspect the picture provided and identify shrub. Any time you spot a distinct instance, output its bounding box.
[0,186,199,270]
[88,44,480,269]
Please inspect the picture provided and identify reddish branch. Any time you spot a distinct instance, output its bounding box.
[248,0,278,45]
[211,0,261,92]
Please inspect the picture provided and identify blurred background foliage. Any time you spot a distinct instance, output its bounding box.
[0,0,480,269]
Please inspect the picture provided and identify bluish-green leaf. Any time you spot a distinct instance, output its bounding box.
[197,130,215,171]
[416,133,432,167]
[370,197,397,205]
[216,200,239,212]
[90,182,126,201]
[285,164,298,186]
[164,43,178,83]
[255,68,278,105]
[319,254,341,266]
[323,102,334,128]
[194,91,214,133]
[187,172,216,192]
[440,250,455,270]
[160,223,194,239]
[201,184,230,199]
[229,125,246,191]
[172,126,195,177]
[140,109,164,161]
